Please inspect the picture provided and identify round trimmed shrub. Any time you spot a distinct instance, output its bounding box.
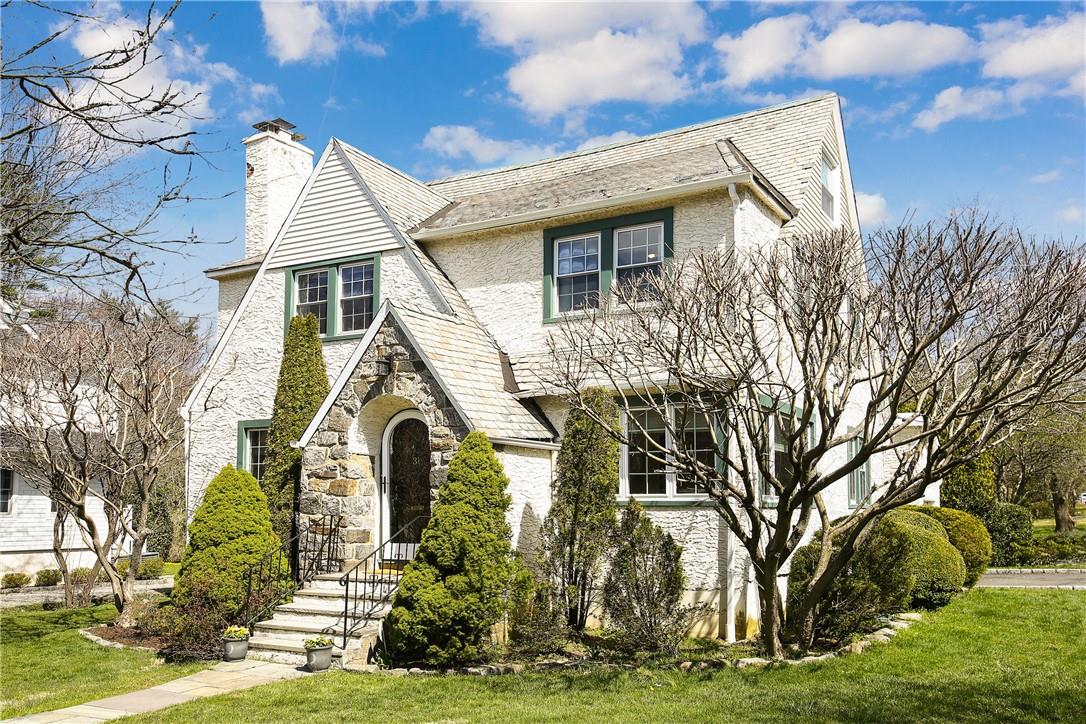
[885,510,967,607]
[2,572,31,589]
[892,508,949,538]
[137,558,164,580]
[173,464,286,615]
[909,506,992,585]
[386,432,521,666]
[35,569,62,587]
[986,502,1033,566]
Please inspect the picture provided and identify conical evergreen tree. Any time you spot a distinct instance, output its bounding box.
[262,314,330,541]
[386,432,521,665]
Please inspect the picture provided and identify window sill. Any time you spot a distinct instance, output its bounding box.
[616,496,713,509]
[318,331,370,343]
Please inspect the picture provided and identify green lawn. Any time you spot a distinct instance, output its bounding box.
[161,561,181,576]
[132,589,1085,723]
[0,604,208,719]
[1032,516,1085,538]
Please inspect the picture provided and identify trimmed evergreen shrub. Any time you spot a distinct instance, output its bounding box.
[386,432,521,666]
[885,510,967,608]
[603,500,700,655]
[892,508,949,538]
[909,506,992,585]
[35,569,62,587]
[262,314,330,541]
[70,567,98,585]
[986,502,1033,566]
[138,558,164,579]
[940,454,997,520]
[542,388,620,633]
[116,558,132,579]
[2,572,31,589]
[787,515,915,645]
[173,465,285,616]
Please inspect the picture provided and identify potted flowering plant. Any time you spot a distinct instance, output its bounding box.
[304,635,334,671]
[222,625,250,661]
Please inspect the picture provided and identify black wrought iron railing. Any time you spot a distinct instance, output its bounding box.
[241,514,343,629]
[338,516,428,649]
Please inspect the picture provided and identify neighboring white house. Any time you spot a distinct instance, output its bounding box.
[0,301,124,575]
[181,96,938,650]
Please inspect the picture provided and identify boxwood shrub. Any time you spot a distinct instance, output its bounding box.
[2,572,31,589]
[35,569,62,587]
[985,502,1034,566]
[891,510,968,608]
[909,506,992,585]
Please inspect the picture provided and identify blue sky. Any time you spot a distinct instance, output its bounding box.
[6,1,1085,322]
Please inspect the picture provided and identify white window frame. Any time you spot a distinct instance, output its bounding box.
[821,155,839,224]
[613,221,665,291]
[618,405,717,501]
[760,413,815,506]
[553,232,602,315]
[294,268,330,335]
[847,434,871,509]
[244,427,270,482]
[1,468,13,515]
[338,260,376,334]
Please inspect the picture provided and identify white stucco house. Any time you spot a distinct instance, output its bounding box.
[182,94,936,661]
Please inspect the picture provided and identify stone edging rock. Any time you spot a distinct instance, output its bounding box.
[986,567,1086,574]
[79,627,159,653]
[344,612,924,677]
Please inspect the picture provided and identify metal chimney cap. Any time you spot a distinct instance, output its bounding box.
[252,118,296,134]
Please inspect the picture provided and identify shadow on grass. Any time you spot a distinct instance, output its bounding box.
[0,604,117,643]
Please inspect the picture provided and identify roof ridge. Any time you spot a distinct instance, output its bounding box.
[334,137,451,203]
[426,93,838,188]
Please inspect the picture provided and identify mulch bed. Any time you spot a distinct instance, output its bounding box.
[86,625,168,652]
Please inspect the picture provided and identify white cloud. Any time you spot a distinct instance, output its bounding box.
[912,82,1046,132]
[715,14,809,88]
[715,15,974,88]
[856,192,890,227]
[507,30,692,119]
[456,2,707,119]
[260,1,339,65]
[576,130,638,151]
[1059,205,1084,223]
[735,87,831,107]
[801,19,975,79]
[1028,169,1063,184]
[980,13,1084,86]
[421,125,558,166]
[350,37,387,57]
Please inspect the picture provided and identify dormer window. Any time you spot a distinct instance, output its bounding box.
[821,155,839,223]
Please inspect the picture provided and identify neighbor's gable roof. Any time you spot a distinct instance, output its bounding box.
[425,93,840,232]
[297,301,554,446]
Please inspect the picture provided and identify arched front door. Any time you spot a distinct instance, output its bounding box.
[380,410,431,560]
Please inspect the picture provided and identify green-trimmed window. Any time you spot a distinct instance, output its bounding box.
[847,434,872,508]
[285,255,380,339]
[620,405,716,499]
[237,419,271,481]
[543,208,673,321]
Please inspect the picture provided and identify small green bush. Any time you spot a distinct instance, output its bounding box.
[386,432,521,666]
[2,572,31,589]
[137,558,164,579]
[35,569,62,587]
[173,465,285,621]
[116,559,132,579]
[940,454,997,520]
[986,502,1034,566]
[892,508,949,538]
[70,567,99,585]
[603,500,701,655]
[886,510,967,607]
[909,506,992,585]
[1023,534,1086,565]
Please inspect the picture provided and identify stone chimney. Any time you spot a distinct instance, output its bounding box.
[243,118,313,258]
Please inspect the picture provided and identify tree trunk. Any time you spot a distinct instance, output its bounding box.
[1051,477,1076,533]
[756,561,784,659]
[51,511,74,608]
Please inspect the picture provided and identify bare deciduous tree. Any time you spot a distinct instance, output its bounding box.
[1,1,209,310]
[547,212,1086,657]
[0,297,205,624]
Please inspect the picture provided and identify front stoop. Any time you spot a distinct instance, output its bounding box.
[246,572,395,667]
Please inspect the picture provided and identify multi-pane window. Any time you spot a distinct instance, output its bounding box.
[761,415,796,501]
[246,428,269,482]
[623,407,718,498]
[821,156,838,222]
[1,468,13,514]
[295,270,329,334]
[339,262,375,333]
[848,435,870,508]
[555,234,600,313]
[626,408,668,495]
[615,222,664,293]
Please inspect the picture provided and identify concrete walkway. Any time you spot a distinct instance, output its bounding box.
[8,660,309,723]
[977,568,1086,590]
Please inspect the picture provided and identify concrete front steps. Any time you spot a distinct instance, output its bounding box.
[246,572,398,667]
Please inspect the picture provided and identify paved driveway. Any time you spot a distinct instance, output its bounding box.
[977,569,1086,589]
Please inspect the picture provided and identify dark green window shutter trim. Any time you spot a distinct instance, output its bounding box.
[237,418,272,469]
[542,207,673,323]
[282,253,382,340]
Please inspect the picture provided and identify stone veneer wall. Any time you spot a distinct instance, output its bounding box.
[298,319,469,565]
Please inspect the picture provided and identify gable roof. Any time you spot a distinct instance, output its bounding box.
[334,140,450,232]
[427,93,839,228]
[297,301,554,447]
[413,139,796,237]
